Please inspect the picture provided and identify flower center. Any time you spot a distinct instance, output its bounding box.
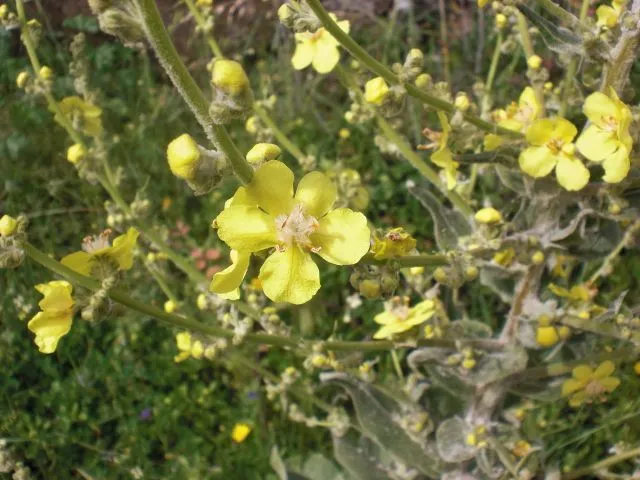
[584,380,606,397]
[546,137,566,154]
[602,115,618,132]
[387,296,411,322]
[82,229,112,253]
[275,204,319,249]
[310,28,326,43]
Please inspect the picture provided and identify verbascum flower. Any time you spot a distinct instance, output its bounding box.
[561,361,620,408]
[374,297,436,339]
[53,96,103,137]
[596,1,625,28]
[231,423,252,443]
[27,281,75,353]
[484,86,541,151]
[291,14,349,74]
[576,89,632,183]
[364,77,390,106]
[370,227,416,260]
[519,118,589,191]
[212,161,370,304]
[428,112,459,190]
[61,227,139,276]
[174,331,205,362]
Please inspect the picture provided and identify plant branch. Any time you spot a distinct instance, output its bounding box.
[562,447,640,480]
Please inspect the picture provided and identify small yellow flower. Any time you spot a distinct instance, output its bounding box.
[231,423,252,443]
[561,361,620,408]
[634,362,640,376]
[291,14,350,74]
[212,161,370,304]
[16,71,29,88]
[246,143,281,164]
[364,77,390,105]
[0,4,8,19]
[174,331,193,362]
[484,87,541,151]
[576,89,632,183]
[167,134,201,180]
[66,143,87,165]
[245,116,259,134]
[53,96,103,137]
[338,128,351,139]
[211,59,250,95]
[61,227,139,276]
[422,111,459,190]
[39,65,54,80]
[27,281,75,354]
[493,248,515,267]
[531,251,545,265]
[519,118,589,191]
[370,227,416,260]
[474,207,502,224]
[373,298,436,339]
[548,283,591,303]
[527,55,542,70]
[0,215,18,236]
[596,1,625,28]
[512,440,532,458]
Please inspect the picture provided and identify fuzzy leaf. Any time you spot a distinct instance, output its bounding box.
[436,417,477,462]
[332,433,389,480]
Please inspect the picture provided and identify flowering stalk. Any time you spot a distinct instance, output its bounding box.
[136,0,253,184]
[600,1,640,93]
[305,0,522,138]
[182,0,224,58]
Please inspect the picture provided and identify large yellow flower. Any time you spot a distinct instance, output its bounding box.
[561,361,620,408]
[61,227,139,276]
[28,281,75,354]
[576,89,632,183]
[291,15,349,74]
[373,298,436,339]
[213,161,370,304]
[519,118,590,191]
[484,86,541,151]
[53,96,103,137]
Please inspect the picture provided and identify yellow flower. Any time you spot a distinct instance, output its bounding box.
[576,89,632,183]
[561,361,620,408]
[61,227,139,276]
[167,134,201,180]
[493,247,515,267]
[231,423,252,443]
[527,55,542,70]
[474,207,502,224]
[174,331,193,362]
[210,249,250,300]
[519,118,590,191]
[291,14,350,74]
[27,281,75,354]
[596,1,625,28]
[246,143,282,164]
[477,0,490,6]
[53,96,103,137]
[213,161,370,304]
[0,214,18,236]
[548,283,591,303]
[211,59,250,96]
[426,112,459,190]
[67,143,87,164]
[373,298,436,339]
[484,87,541,151]
[364,77,390,105]
[370,227,416,260]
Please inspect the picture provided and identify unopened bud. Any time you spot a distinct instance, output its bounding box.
[212,59,250,96]
[536,326,559,347]
[167,134,201,180]
[474,207,502,224]
[531,251,545,265]
[434,267,448,283]
[16,71,29,88]
[358,279,381,299]
[67,143,87,165]
[415,73,432,89]
[0,215,18,236]
[465,266,479,281]
[495,13,507,29]
[454,93,471,112]
[164,300,178,314]
[364,77,390,106]
[39,66,54,80]
[527,55,542,70]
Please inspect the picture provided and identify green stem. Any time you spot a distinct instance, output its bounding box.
[253,104,307,165]
[562,447,640,480]
[483,31,503,112]
[182,0,224,58]
[136,0,252,184]
[437,0,451,88]
[305,0,522,138]
[144,260,179,303]
[364,253,450,267]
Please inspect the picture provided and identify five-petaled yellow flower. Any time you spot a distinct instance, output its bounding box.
[53,96,103,137]
[561,361,620,408]
[422,112,459,190]
[231,423,252,443]
[28,280,75,354]
[291,14,349,74]
[213,161,370,304]
[373,297,436,339]
[576,89,632,184]
[484,86,541,151]
[519,118,590,191]
[61,227,139,276]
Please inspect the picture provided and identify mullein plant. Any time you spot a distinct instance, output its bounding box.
[4,0,640,477]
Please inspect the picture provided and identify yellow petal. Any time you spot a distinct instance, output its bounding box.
[259,246,320,304]
[409,300,436,317]
[108,227,139,270]
[374,311,399,326]
[210,250,250,295]
[555,154,590,191]
[311,208,370,265]
[576,125,618,162]
[483,134,504,152]
[568,391,587,408]
[561,378,584,397]
[596,5,619,27]
[61,251,93,276]
[176,331,192,351]
[518,146,557,178]
[593,360,615,379]
[294,171,337,218]
[37,281,74,313]
[583,91,619,126]
[246,160,294,216]
[216,205,278,252]
[600,376,620,392]
[602,146,630,183]
[312,44,340,74]
[518,86,540,121]
[28,311,73,354]
[573,365,593,381]
[526,118,576,145]
[291,37,314,70]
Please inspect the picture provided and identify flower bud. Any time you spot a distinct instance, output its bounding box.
[246,143,281,164]
[212,59,250,96]
[0,5,8,19]
[97,4,144,44]
[474,207,502,224]
[16,71,29,89]
[465,266,479,281]
[415,73,432,89]
[358,279,381,299]
[531,251,545,265]
[67,143,87,165]
[39,66,54,80]
[278,4,294,25]
[167,134,201,180]
[454,93,471,112]
[364,77,390,106]
[245,115,259,134]
[164,300,178,314]
[0,215,18,236]
[495,13,507,29]
[527,55,542,70]
[434,267,448,283]
[536,326,559,347]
